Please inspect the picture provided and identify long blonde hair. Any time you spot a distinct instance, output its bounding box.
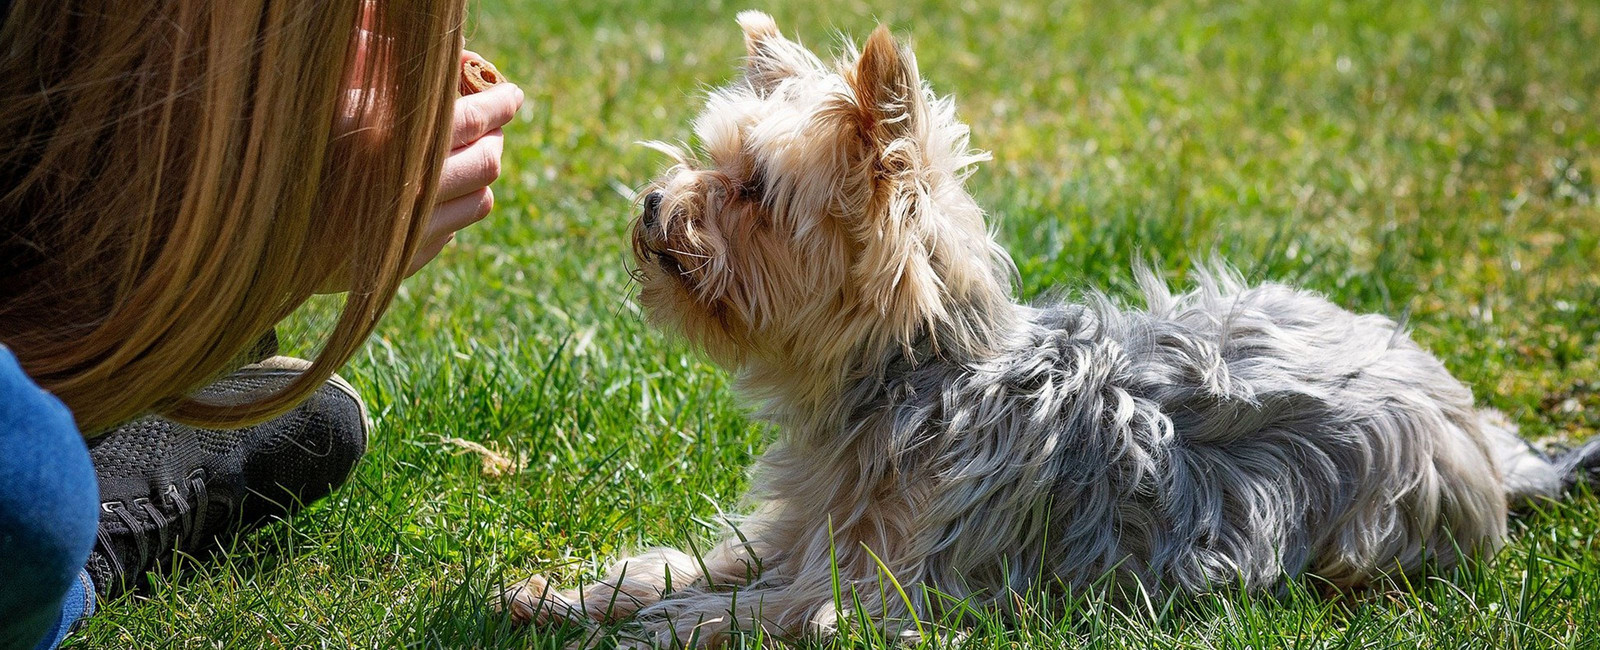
[0,0,465,433]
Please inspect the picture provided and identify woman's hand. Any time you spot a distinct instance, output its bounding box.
[407,51,524,276]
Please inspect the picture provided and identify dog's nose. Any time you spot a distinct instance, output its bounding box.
[642,191,664,228]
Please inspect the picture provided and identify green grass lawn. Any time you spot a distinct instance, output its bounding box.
[72,0,1600,647]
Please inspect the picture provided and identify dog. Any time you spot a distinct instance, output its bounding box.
[502,12,1600,647]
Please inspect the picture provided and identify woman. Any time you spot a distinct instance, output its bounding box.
[0,1,523,647]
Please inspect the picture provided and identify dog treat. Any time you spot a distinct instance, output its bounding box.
[459,58,504,95]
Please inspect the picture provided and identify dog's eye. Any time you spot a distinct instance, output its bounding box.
[741,168,766,198]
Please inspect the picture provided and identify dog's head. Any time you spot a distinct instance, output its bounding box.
[632,12,1013,383]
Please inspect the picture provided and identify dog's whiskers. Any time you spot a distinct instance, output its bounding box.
[668,248,712,260]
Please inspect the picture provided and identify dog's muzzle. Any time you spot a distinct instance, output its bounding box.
[641,191,663,230]
[635,190,683,276]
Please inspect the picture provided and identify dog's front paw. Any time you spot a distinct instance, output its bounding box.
[499,574,584,627]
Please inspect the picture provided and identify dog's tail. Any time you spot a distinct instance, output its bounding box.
[1480,409,1600,505]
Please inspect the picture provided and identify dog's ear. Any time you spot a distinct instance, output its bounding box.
[841,26,952,351]
[738,11,807,91]
[848,26,926,148]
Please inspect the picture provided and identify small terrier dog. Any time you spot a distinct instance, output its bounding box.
[504,12,1599,647]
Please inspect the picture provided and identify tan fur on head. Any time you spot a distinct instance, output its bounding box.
[630,12,1013,404]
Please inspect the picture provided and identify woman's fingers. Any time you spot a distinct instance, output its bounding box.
[428,187,496,242]
[452,82,522,149]
[408,187,495,276]
[404,51,521,277]
[437,129,505,202]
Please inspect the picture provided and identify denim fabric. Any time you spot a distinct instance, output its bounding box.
[0,345,98,650]
[26,571,93,650]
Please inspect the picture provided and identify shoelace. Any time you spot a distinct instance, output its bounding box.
[96,469,210,581]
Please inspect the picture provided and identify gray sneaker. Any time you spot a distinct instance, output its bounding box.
[83,357,370,598]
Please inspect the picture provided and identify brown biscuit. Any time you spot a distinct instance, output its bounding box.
[459,58,504,95]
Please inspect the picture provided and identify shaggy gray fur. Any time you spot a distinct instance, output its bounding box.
[811,266,1562,600]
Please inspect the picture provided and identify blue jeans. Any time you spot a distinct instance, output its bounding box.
[0,345,98,650]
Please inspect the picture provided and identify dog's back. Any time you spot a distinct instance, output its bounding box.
[864,266,1556,600]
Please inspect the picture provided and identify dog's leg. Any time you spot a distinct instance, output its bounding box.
[502,537,765,627]
[605,458,939,647]
[617,547,930,649]
[625,586,808,649]
[619,576,923,649]
[500,572,585,626]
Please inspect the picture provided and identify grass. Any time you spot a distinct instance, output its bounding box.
[71,0,1600,647]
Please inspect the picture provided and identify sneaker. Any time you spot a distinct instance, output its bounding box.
[84,356,370,598]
